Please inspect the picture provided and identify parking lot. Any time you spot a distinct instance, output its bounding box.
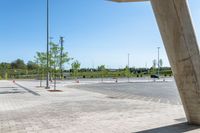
[68,81,181,105]
[0,79,200,133]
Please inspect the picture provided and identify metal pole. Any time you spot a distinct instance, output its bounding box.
[45,0,50,89]
[128,53,130,68]
[157,47,160,77]
[60,36,64,79]
[54,59,56,90]
[128,53,130,82]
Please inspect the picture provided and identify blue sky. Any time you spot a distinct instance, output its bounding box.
[0,0,200,69]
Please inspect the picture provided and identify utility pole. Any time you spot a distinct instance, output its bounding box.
[128,53,130,68]
[128,53,130,82]
[45,0,50,89]
[157,47,160,77]
[60,36,64,79]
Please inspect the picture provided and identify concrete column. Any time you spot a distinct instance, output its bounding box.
[151,0,200,124]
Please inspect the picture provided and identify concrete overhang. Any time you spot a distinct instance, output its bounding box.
[110,0,148,2]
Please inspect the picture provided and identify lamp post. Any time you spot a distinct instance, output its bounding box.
[45,0,50,89]
[128,53,130,82]
[128,53,130,68]
[157,47,160,77]
[60,36,64,79]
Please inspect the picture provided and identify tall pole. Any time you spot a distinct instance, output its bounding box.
[45,0,50,89]
[157,47,160,77]
[128,53,130,68]
[128,53,130,82]
[60,36,64,79]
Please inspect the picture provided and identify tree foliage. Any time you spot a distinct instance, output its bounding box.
[11,59,26,69]
[98,65,107,81]
[71,60,81,79]
[35,52,47,68]
[50,42,60,69]
[124,66,131,78]
[0,63,10,79]
[27,61,38,70]
[34,42,71,77]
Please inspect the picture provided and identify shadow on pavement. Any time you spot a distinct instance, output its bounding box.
[0,91,25,94]
[14,83,40,96]
[135,122,200,133]
[0,87,17,88]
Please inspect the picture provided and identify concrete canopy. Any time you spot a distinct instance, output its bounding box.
[111,0,148,2]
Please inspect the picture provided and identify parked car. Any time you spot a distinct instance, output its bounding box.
[150,74,159,79]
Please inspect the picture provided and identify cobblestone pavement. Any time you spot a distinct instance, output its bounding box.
[0,80,200,133]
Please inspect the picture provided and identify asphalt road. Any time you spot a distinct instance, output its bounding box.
[68,81,182,105]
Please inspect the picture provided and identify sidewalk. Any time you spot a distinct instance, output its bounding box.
[0,80,199,133]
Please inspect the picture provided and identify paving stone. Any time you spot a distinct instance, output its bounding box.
[0,80,199,132]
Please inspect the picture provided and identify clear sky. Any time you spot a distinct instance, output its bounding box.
[0,0,200,69]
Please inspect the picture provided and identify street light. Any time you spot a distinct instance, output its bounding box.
[45,0,50,89]
[128,53,130,68]
[60,36,64,79]
[128,53,130,82]
[157,47,160,77]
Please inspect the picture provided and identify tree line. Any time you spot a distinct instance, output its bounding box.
[0,42,172,80]
[0,41,80,80]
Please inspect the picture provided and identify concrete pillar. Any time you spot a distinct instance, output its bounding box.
[151,0,200,124]
[111,0,200,125]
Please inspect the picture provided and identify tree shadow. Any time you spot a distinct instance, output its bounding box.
[135,122,200,133]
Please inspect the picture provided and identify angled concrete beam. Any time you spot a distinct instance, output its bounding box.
[110,0,200,125]
[111,0,148,2]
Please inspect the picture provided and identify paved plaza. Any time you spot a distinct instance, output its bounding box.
[0,79,200,133]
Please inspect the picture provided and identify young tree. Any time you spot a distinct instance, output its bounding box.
[50,43,61,90]
[59,50,71,79]
[50,42,71,79]
[71,60,81,81]
[98,65,106,82]
[124,66,131,82]
[35,52,47,87]
[50,43,60,70]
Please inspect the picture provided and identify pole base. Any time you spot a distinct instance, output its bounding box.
[45,86,50,89]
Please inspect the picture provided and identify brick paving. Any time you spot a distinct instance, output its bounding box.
[0,80,200,133]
